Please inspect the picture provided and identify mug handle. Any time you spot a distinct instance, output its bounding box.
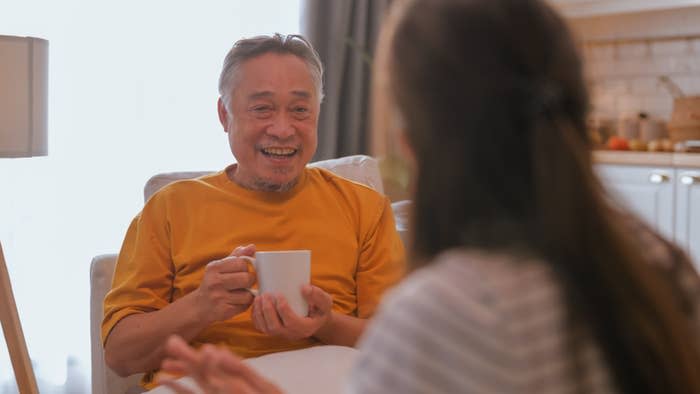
[235,255,258,296]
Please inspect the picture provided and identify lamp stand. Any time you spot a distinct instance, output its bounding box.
[0,241,39,394]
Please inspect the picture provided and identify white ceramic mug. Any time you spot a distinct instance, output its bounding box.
[239,250,311,317]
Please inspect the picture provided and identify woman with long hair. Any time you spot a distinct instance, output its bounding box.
[159,1,700,393]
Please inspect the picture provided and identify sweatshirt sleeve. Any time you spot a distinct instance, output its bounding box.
[355,196,406,318]
[101,193,174,345]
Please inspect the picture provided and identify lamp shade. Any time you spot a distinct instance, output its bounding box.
[0,35,48,158]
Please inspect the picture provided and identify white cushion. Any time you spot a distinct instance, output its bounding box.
[146,345,359,394]
[143,155,384,201]
[391,200,411,246]
[308,155,384,194]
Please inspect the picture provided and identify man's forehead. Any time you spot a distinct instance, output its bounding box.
[237,53,313,81]
[232,53,317,101]
[247,90,312,100]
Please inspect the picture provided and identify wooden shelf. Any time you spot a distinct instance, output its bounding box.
[551,0,700,18]
[593,150,700,167]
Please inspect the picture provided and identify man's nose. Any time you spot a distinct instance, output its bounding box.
[266,113,295,139]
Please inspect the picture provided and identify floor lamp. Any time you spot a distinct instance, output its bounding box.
[0,34,48,394]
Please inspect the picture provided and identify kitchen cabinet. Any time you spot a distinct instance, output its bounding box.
[595,163,700,267]
[596,164,675,239]
[550,0,700,18]
[675,169,700,264]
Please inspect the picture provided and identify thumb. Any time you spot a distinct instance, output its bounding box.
[302,285,332,310]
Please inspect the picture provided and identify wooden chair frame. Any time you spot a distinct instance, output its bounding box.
[0,242,39,394]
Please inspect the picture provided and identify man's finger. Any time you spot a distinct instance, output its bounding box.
[230,244,256,257]
[208,257,253,274]
[219,271,256,289]
[227,289,255,305]
[230,245,246,256]
[275,295,301,327]
[261,294,282,332]
[252,297,268,333]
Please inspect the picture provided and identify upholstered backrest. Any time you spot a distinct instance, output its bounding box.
[90,155,386,394]
[90,254,142,394]
[143,154,384,202]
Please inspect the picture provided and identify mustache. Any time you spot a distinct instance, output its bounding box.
[255,138,301,149]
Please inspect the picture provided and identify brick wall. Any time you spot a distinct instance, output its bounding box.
[570,6,700,121]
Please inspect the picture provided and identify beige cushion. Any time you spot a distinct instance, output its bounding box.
[90,255,144,394]
[143,154,384,201]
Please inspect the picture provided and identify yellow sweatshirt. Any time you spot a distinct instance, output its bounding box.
[102,166,405,388]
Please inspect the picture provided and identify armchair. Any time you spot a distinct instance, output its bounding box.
[90,155,409,394]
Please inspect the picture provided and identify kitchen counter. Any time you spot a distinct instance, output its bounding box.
[593,150,700,168]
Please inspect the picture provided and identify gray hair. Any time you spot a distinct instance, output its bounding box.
[218,33,324,111]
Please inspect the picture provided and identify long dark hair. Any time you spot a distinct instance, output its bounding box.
[385,0,700,392]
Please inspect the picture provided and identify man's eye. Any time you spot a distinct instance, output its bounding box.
[253,106,273,112]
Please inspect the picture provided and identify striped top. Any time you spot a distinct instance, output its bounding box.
[347,242,700,393]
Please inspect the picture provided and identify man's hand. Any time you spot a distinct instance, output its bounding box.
[160,335,283,394]
[194,244,257,325]
[251,285,333,341]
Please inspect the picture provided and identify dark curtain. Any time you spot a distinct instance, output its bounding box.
[302,0,392,160]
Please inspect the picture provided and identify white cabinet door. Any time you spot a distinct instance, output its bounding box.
[595,165,675,240]
[675,169,700,266]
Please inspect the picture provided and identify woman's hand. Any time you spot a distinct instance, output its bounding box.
[159,335,283,394]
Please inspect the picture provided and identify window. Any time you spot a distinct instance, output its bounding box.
[0,1,301,392]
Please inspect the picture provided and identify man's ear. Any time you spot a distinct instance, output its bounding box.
[217,97,229,132]
[399,131,416,170]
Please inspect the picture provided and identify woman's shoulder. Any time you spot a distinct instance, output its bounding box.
[352,249,565,393]
[619,213,700,321]
[405,249,557,295]
[378,249,561,324]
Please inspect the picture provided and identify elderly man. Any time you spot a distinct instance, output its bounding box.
[101,33,405,390]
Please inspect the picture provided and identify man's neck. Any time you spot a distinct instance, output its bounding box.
[226,165,300,193]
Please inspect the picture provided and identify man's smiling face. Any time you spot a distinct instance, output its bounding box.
[220,52,320,191]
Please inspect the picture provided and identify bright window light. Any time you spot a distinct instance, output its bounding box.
[0,1,301,392]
